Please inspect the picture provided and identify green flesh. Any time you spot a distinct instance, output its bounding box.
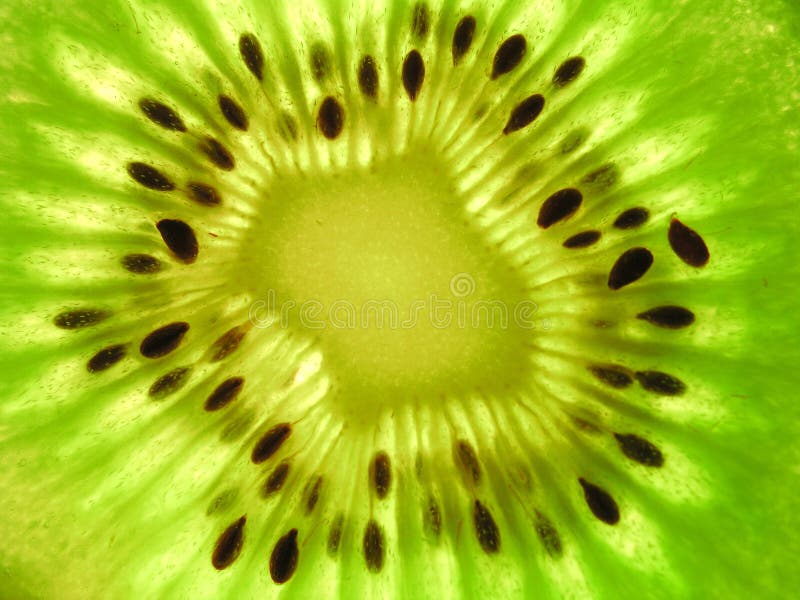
[1,0,799,598]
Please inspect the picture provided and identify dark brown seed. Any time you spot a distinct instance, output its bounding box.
[317,97,345,140]
[578,478,619,525]
[138,98,186,132]
[563,230,601,249]
[140,321,190,359]
[87,344,126,373]
[502,94,545,135]
[204,377,244,412]
[54,309,109,330]
[358,55,379,100]
[251,423,292,464]
[607,247,654,290]
[156,219,198,264]
[473,500,501,554]
[411,3,430,40]
[363,520,384,573]
[402,50,425,101]
[127,162,175,191]
[210,326,247,362]
[187,182,221,206]
[305,476,323,514]
[426,497,442,537]
[218,95,248,131]
[491,34,527,79]
[327,514,344,556]
[310,44,329,82]
[635,370,686,396]
[264,462,290,496]
[122,253,162,274]
[668,218,709,267]
[636,305,695,329]
[239,33,264,81]
[552,56,586,87]
[614,433,664,467]
[588,365,634,389]
[455,440,481,486]
[211,515,246,570]
[270,529,299,584]
[535,512,562,557]
[149,366,191,399]
[581,163,619,190]
[613,207,649,230]
[370,452,392,499]
[199,137,235,170]
[452,15,476,65]
[537,188,582,228]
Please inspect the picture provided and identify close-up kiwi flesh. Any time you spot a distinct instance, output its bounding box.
[1,0,799,598]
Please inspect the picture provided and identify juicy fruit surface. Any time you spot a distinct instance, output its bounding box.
[0,0,799,598]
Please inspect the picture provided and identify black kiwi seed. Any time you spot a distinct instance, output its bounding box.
[327,514,344,556]
[370,451,392,499]
[563,230,601,249]
[581,163,619,190]
[452,15,476,65]
[187,182,222,207]
[239,33,264,81]
[218,95,249,131]
[668,218,709,267]
[537,188,582,228]
[607,247,654,290]
[411,2,430,40]
[148,366,191,399]
[636,305,695,329]
[126,162,175,191]
[251,423,292,464]
[264,462,290,496]
[204,377,244,412]
[210,326,247,362]
[309,43,330,83]
[269,529,299,584]
[473,500,501,554]
[199,137,235,170]
[614,433,665,467]
[578,478,620,525]
[491,34,527,80]
[121,253,162,274]
[635,370,686,396]
[156,219,199,264]
[54,309,109,330]
[211,515,246,570]
[613,207,650,230]
[402,50,425,101]
[304,476,323,514]
[317,96,345,140]
[138,98,186,132]
[358,55,379,101]
[455,440,481,486]
[87,344,127,373]
[535,512,563,558]
[552,56,586,88]
[363,520,385,573]
[139,321,190,359]
[425,497,442,538]
[588,364,634,389]
[502,94,545,135]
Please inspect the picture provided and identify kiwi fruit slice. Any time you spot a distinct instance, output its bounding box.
[1,0,799,598]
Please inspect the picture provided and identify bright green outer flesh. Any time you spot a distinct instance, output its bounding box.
[0,0,799,598]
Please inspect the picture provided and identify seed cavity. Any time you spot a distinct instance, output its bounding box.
[122,253,162,274]
[252,423,292,464]
[327,514,344,556]
[535,512,562,557]
[402,50,425,101]
[454,440,481,486]
[210,326,247,362]
[206,488,238,516]
[491,34,527,79]
[553,56,586,87]
[636,305,695,329]
[127,162,175,191]
[588,364,634,389]
[425,497,442,538]
[614,433,664,467]
[503,94,545,135]
[138,98,186,132]
[204,377,244,412]
[280,112,298,141]
[149,366,191,399]
[538,188,582,228]
[199,137,235,170]
[156,219,198,264]
[140,322,190,359]
[411,3,430,40]
[613,207,649,230]
[304,476,323,514]
[187,182,222,207]
[563,230,601,249]
[635,370,686,396]
[264,462,290,496]
[239,33,264,81]
[54,309,109,330]
[578,478,619,525]
[668,218,709,267]
[358,55,379,101]
[317,96,345,140]
[218,95,248,131]
[310,43,330,82]
[270,529,299,584]
[363,520,384,573]
[212,515,246,570]
[473,500,501,554]
[607,247,654,290]
[370,451,392,499]
[581,163,619,190]
[87,344,127,373]
[452,16,476,65]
